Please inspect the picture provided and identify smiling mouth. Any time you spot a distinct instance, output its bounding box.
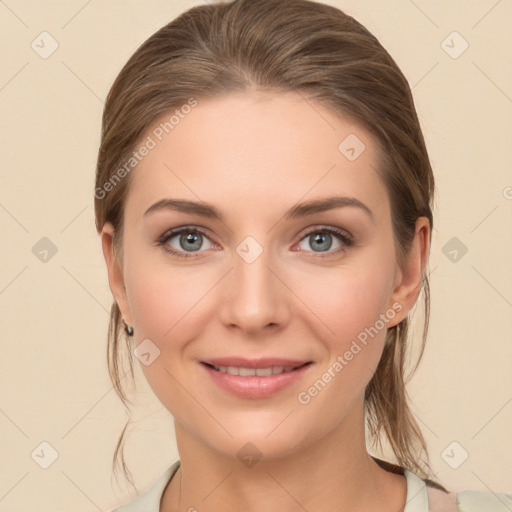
[202,362,311,376]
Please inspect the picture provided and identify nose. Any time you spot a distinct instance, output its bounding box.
[218,240,290,336]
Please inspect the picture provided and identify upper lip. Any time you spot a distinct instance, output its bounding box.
[201,357,311,369]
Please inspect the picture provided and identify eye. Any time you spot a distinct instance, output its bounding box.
[157,227,215,259]
[296,226,353,257]
[156,224,354,260]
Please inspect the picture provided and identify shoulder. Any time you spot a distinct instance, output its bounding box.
[106,460,181,512]
[426,482,512,512]
[455,488,512,511]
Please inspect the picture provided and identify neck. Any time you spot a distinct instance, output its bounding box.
[161,404,407,512]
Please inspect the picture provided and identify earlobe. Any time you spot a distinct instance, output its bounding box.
[101,223,133,326]
[386,217,430,328]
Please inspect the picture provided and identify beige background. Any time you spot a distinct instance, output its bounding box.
[1,0,511,510]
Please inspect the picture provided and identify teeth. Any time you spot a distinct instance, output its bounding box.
[211,365,297,376]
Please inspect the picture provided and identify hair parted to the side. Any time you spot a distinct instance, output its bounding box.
[94,0,436,490]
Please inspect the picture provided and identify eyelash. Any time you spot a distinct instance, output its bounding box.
[156,225,354,260]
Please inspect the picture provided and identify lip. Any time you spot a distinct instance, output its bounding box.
[202,357,310,368]
[200,359,313,399]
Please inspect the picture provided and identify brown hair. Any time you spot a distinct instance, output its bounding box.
[94,0,435,490]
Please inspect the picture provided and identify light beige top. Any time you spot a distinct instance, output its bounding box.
[108,460,512,512]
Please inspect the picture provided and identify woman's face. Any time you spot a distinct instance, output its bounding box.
[102,91,427,462]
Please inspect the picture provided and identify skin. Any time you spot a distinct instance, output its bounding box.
[101,90,430,512]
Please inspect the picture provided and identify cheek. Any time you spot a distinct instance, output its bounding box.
[123,268,203,415]
[294,273,393,415]
[304,260,395,339]
[297,255,396,384]
[125,257,208,340]
[127,278,171,338]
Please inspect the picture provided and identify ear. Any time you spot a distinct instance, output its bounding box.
[386,217,430,327]
[101,222,133,326]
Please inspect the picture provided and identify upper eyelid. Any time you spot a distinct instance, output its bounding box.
[159,226,216,244]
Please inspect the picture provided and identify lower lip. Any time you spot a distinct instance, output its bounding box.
[201,363,312,399]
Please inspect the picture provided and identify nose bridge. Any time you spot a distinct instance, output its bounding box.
[223,234,285,331]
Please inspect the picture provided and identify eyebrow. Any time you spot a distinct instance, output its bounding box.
[143,196,374,222]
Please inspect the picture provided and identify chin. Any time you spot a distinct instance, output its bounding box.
[200,416,316,464]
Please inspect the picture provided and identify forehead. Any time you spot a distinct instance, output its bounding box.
[125,91,389,223]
